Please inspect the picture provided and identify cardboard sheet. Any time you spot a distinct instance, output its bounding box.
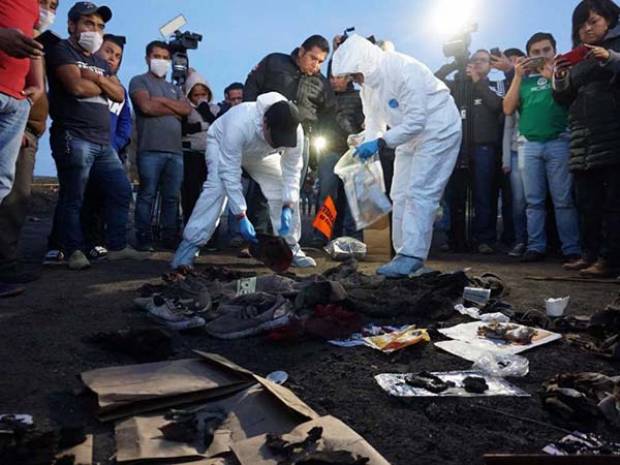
[115,383,314,463]
[231,415,391,465]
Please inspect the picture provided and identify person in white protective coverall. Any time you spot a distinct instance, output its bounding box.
[331,35,462,278]
[171,92,316,270]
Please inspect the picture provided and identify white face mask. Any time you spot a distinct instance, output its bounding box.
[149,58,171,78]
[36,8,55,32]
[78,31,103,54]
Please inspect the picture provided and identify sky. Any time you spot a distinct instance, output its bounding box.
[35,0,579,176]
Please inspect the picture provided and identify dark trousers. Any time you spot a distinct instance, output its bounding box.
[446,167,470,251]
[472,144,500,244]
[181,150,207,225]
[0,130,37,270]
[574,165,620,266]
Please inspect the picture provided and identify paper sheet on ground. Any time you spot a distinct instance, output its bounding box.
[375,371,529,398]
[435,321,561,360]
[329,324,429,353]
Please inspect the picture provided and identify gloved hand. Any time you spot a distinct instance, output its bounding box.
[278,206,293,237]
[238,216,258,243]
[354,139,380,160]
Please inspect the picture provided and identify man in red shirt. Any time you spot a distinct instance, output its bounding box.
[0,0,45,208]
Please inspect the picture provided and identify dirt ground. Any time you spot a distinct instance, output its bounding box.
[1,187,619,465]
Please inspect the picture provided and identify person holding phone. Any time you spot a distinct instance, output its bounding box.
[553,0,620,278]
[503,32,581,265]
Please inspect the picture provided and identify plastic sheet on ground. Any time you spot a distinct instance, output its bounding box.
[454,304,510,323]
[435,321,561,359]
[375,371,529,398]
[328,324,429,353]
[472,352,529,377]
[323,236,367,261]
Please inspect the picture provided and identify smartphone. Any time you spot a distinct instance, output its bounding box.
[559,45,589,66]
[35,30,61,51]
[490,47,502,57]
[526,57,546,70]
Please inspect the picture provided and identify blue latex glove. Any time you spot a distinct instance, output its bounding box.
[278,206,293,237]
[354,139,380,160]
[238,216,258,243]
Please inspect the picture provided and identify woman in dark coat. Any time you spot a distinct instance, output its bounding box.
[554,0,620,277]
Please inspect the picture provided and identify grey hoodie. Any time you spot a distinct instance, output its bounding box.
[182,71,220,153]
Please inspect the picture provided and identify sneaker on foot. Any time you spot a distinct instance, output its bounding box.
[520,250,545,263]
[580,259,616,278]
[68,250,90,270]
[0,282,26,298]
[107,246,151,261]
[43,249,65,266]
[508,243,526,257]
[204,293,292,339]
[563,257,594,271]
[87,246,108,261]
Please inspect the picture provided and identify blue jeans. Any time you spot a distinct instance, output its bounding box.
[519,136,580,255]
[472,144,499,244]
[509,151,527,245]
[0,94,30,205]
[135,151,184,244]
[51,130,131,255]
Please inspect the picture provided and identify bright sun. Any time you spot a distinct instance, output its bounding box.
[429,0,479,37]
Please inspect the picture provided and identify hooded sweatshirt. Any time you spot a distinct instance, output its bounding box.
[182,71,220,153]
[331,34,459,149]
[207,92,304,215]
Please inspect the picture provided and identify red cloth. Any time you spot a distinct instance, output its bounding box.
[0,0,39,99]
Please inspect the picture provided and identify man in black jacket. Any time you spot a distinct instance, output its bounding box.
[243,35,336,237]
[436,49,511,254]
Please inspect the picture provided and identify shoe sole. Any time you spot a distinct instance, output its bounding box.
[205,313,291,339]
[147,313,205,330]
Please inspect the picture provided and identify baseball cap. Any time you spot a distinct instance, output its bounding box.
[68,2,112,23]
[264,101,301,148]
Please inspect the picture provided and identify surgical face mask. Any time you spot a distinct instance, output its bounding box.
[149,58,171,78]
[78,31,103,54]
[36,8,55,32]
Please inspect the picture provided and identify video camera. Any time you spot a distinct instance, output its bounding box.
[443,22,478,63]
[160,15,203,86]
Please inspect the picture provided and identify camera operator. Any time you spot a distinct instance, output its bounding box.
[242,35,336,250]
[129,40,192,252]
[553,0,620,277]
[503,32,580,264]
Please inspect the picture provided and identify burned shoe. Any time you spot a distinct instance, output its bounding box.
[204,293,292,339]
[144,296,206,330]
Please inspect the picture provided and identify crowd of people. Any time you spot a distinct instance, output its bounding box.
[0,0,619,296]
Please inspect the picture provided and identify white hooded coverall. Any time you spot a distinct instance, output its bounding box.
[172,92,304,267]
[332,35,462,260]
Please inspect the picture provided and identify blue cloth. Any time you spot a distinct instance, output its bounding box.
[239,216,258,243]
[509,151,527,245]
[354,139,379,160]
[519,136,580,256]
[109,86,132,154]
[279,206,293,236]
[472,144,500,244]
[134,151,184,244]
[0,94,30,204]
[50,130,131,254]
